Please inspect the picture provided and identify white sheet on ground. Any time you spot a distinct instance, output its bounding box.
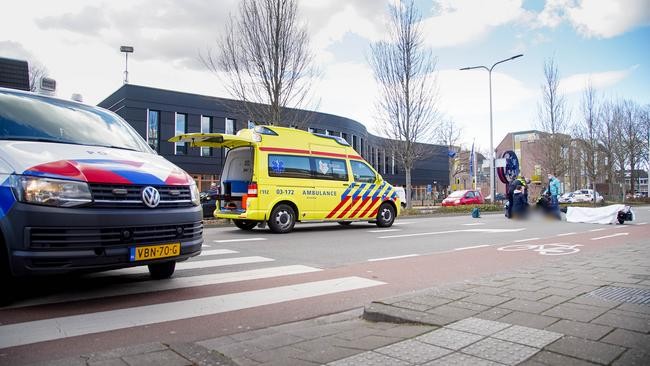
[565,204,632,225]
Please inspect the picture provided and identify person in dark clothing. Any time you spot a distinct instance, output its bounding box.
[506,179,522,218]
[512,183,528,218]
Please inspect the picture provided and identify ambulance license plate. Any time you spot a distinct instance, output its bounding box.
[130,243,180,261]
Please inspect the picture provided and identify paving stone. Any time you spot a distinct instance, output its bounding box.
[246,333,304,350]
[393,300,433,311]
[464,294,512,307]
[168,342,238,366]
[293,345,360,364]
[258,356,319,366]
[601,328,650,350]
[88,359,129,366]
[245,347,306,363]
[363,302,456,326]
[430,289,473,301]
[545,320,613,341]
[542,302,608,322]
[197,336,239,351]
[461,337,539,365]
[86,343,169,362]
[592,310,650,333]
[230,357,261,366]
[492,325,562,348]
[505,283,548,292]
[447,318,511,336]
[546,336,625,365]
[467,286,510,295]
[376,339,452,364]
[218,342,264,359]
[502,290,549,301]
[423,352,505,366]
[476,307,512,321]
[497,311,559,330]
[327,351,410,366]
[527,351,599,366]
[333,326,383,341]
[416,328,484,350]
[427,304,479,321]
[570,294,622,309]
[122,350,192,366]
[500,299,554,314]
[447,300,491,312]
[28,358,88,366]
[331,335,405,351]
[617,302,650,315]
[375,323,436,339]
[612,349,650,366]
[539,286,585,297]
[407,295,453,307]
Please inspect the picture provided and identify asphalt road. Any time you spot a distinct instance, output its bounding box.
[1,207,649,365]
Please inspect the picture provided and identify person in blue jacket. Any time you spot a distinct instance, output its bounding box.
[545,173,562,220]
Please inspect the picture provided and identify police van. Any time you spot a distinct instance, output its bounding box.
[0,87,203,296]
[171,126,400,233]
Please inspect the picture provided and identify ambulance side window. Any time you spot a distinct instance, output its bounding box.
[268,154,311,179]
[350,160,376,183]
[312,157,348,181]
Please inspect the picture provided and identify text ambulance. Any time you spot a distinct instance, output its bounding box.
[171,126,400,233]
[0,88,203,300]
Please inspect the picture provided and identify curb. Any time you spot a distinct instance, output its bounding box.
[362,301,448,327]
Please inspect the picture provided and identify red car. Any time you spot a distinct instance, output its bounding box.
[441,190,485,206]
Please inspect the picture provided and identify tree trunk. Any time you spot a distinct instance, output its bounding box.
[405,167,412,209]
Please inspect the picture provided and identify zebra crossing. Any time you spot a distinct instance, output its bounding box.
[0,240,386,349]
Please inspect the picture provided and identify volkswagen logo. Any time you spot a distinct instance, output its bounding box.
[142,186,161,208]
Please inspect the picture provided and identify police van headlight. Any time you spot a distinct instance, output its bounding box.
[190,183,200,206]
[12,176,92,207]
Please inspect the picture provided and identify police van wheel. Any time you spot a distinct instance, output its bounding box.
[234,220,257,230]
[269,204,296,233]
[376,203,395,227]
[148,261,176,279]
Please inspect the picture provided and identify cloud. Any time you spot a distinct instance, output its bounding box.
[559,65,638,94]
[536,0,650,38]
[36,6,110,35]
[420,0,526,48]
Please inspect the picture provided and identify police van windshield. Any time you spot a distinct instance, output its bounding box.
[0,89,151,152]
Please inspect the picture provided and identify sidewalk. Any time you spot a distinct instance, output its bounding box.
[33,242,650,366]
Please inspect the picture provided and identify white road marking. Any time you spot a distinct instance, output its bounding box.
[513,237,540,243]
[9,265,322,308]
[367,254,419,262]
[589,228,606,232]
[94,256,275,276]
[591,232,629,241]
[557,232,576,237]
[367,229,402,233]
[0,277,385,349]
[202,244,211,248]
[378,228,525,239]
[213,238,267,243]
[462,223,485,226]
[454,245,491,251]
[201,249,239,256]
[634,222,647,225]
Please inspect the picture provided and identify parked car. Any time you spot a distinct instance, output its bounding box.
[441,190,484,206]
[558,192,576,204]
[573,189,604,203]
[485,193,506,201]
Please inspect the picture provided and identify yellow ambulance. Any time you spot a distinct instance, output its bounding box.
[170,126,400,233]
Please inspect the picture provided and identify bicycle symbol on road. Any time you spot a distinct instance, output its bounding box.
[497,243,583,256]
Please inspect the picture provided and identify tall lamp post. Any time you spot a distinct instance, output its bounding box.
[460,54,523,203]
[120,46,134,84]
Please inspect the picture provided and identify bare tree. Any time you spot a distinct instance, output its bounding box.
[203,0,315,127]
[598,100,624,198]
[369,0,439,208]
[28,64,47,92]
[435,119,464,190]
[536,58,571,178]
[573,81,601,203]
[619,99,646,195]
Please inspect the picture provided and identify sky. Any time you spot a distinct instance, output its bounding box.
[2,0,649,153]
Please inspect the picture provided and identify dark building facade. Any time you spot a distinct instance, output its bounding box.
[98,84,448,191]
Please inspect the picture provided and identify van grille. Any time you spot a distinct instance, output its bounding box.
[89,184,193,208]
[28,222,203,249]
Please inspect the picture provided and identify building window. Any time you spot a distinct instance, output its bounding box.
[342,133,349,144]
[146,109,160,151]
[391,153,395,175]
[225,118,235,135]
[174,113,187,155]
[200,115,212,157]
[352,135,358,151]
[247,120,256,129]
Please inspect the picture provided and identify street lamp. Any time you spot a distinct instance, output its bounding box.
[120,46,134,84]
[460,54,523,203]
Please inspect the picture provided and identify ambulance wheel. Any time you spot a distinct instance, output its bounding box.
[376,203,395,227]
[269,204,296,233]
[148,261,176,279]
[234,220,257,230]
[337,221,352,226]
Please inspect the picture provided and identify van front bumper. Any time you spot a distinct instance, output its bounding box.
[216,209,266,221]
[0,202,203,276]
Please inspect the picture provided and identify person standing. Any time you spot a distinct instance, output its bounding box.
[546,173,562,220]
